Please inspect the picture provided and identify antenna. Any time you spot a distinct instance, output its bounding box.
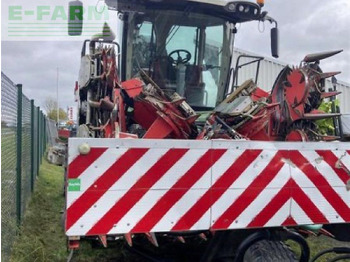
[57,67,59,124]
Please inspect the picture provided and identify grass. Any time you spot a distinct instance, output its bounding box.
[10,159,131,262]
[287,235,350,262]
[2,128,19,262]
[9,159,350,262]
[10,159,67,262]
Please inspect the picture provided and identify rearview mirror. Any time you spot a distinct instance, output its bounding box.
[271,27,279,58]
[68,0,83,36]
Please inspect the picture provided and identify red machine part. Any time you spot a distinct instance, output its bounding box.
[121,76,199,139]
[285,130,309,142]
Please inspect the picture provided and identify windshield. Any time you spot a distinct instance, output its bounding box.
[126,10,232,109]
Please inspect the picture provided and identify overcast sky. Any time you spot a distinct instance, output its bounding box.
[2,0,350,112]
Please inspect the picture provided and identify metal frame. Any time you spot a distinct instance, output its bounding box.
[232,54,264,90]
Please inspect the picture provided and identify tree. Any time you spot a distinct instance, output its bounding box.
[44,97,68,121]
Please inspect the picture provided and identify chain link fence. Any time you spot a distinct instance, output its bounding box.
[1,72,53,261]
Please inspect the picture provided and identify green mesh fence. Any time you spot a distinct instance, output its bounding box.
[1,72,51,261]
[1,72,18,262]
[21,96,32,216]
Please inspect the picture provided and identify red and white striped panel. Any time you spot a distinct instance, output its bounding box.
[65,139,350,237]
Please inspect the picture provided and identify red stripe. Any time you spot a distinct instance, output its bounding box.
[248,180,291,227]
[248,179,328,227]
[172,150,262,231]
[282,216,297,226]
[316,150,349,184]
[130,149,227,233]
[86,149,189,235]
[68,148,108,179]
[290,179,329,224]
[289,150,350,221]
[66,148,148,231]
[211,151,288,230]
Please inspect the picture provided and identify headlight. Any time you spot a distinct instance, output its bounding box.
[224,1,261,19]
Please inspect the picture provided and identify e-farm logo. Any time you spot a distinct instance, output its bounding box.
[6,4,110,39]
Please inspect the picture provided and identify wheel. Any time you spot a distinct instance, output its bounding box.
[244,240,298,262]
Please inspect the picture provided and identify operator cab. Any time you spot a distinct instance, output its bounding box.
[127,10,231,109]
[71,0,278,110]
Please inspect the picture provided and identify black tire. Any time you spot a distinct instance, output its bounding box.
[244,240,298,262]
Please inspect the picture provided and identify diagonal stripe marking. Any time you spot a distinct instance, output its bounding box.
[248,179,291,227]
[67,148,129,208]
[86,149,189,235]
[68,148,107,179]
[130,149,226,233]
[291,180,329,223]
[248,179,328,227]
[289,150,350,221]
[172,150,262,231]
[211,150,288,230]
[316,150,349,184]
[67,148,169,235]
[66,148,149,231]
[107,148,208,234]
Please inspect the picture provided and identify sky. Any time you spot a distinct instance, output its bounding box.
[2,0,350,112]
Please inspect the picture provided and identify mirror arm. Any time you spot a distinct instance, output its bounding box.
[261,15,278,28]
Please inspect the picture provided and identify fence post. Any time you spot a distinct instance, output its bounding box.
[16,84,23,225]
[30,100,35,192]
[44,117,47,150]
[42,113,45,155]
[37,107,40,176]
[40,111,44,163]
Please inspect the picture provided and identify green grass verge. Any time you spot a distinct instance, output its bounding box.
[10,159,128,262]
[10,159,350,262]
[287,235,350,262]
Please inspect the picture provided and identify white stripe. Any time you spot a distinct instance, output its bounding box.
[67,148,128,207]
[333,187,350,209]
[152,189,209,232]
[191,209,211,231]
[68,143,83,165]
[66,190,125,236]
[151,148,209,189]
[290,199,313,225]
[211,188,244,226]
[212,149,245,183]
[291,165,344,223]
[228,164,290,228]
[67,148,168,234]
[109,148,169,190]
[211,150,275,223]
[152,150,244,231]
[301,151,346,187]
[265,199,291,227]
[108,149,208,234]
[333,150,350,173]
